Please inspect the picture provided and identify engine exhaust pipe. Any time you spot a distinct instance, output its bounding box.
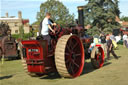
[77,6,84,28]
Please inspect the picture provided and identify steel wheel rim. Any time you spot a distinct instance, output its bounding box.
[65,36,84,77]
[95,47,104,68]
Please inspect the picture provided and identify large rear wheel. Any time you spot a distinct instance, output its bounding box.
[55,35,84,78]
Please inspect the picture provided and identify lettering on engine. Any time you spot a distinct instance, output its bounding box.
[28,49,39,52]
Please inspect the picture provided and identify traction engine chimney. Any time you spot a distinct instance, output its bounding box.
[77,6,84,28]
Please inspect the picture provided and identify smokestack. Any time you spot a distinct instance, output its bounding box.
[77,6,84,28]
[6,12,9,18]
[18,11,22,19]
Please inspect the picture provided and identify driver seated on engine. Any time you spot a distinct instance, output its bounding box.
[41,12,56,48]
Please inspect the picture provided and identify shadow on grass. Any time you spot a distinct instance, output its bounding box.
[3,58,21,61]
[40,72,61,80]
[39,60,112,79]
[106,56,121,60]
[0,75,13,80]
[81,60,112,76]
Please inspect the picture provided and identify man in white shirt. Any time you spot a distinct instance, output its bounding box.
[41,13,56,46]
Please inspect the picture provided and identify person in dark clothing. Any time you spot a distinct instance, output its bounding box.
[106,36,119,60]
[100,33,106,53]
[100,33,106,43]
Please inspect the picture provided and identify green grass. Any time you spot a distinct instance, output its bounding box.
[0,45,128,85]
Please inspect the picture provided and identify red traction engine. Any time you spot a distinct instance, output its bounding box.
[19,6,104,78]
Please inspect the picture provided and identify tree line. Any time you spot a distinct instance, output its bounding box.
[33,0,123,36]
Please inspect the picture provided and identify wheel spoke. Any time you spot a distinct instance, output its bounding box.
[68,61,75,74]
[67,62,72,73]
[68,62,72,69]
[69,38,73,46]
[65,52,70,56]
[72,60,79,68]
[70,65,75,74]
[72,42,78,49]
[75,53,81,57]
[68,39,74,50]
[67,44,72,52]
[73,53,81,61]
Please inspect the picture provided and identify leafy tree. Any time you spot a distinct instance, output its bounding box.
[19,25,24,39]
[84,0,121,35]
[36,0,74,27]
[121,16,128,22]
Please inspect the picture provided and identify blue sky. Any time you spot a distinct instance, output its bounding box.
[0,0,128,24]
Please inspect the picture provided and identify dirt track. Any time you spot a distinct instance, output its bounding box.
[0,45,128,85]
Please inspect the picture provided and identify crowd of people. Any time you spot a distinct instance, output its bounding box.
[89,32,128,60]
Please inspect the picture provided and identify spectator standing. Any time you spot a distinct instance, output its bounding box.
[115,34,121,43]
[100,33,107,53]
[106,35,119,60]
[109,33,118,48]
[109,33,116,41]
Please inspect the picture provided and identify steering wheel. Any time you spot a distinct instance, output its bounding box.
[50,25,61,36]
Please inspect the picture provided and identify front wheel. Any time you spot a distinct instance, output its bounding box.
[91,45,104,69]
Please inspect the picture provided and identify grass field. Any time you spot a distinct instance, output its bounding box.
[0,45,128,85]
